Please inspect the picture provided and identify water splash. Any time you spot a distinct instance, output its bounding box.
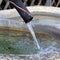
[26,22,40,49]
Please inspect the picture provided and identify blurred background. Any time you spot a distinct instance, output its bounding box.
[0,0,60,10]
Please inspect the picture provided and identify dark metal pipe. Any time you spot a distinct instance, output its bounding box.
[9,0,33,23]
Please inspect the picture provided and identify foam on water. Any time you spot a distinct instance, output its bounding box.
[39,41,57,54]
[27,22,40,49]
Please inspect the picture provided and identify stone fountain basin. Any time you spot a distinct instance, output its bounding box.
[0,6,60,59]
[0,6,60,38]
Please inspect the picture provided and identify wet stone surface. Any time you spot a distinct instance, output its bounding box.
[0,55,40,60]
[0,53,60,60]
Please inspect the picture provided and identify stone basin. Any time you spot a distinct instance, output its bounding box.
[0,6,60,59]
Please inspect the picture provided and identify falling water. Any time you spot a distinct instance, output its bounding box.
[27,22,40,49]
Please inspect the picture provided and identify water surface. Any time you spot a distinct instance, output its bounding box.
[0,29,60,55]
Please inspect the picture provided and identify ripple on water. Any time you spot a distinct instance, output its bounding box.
[0,30,60,55]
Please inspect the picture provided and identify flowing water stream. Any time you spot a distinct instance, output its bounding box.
[27,22,40,49]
